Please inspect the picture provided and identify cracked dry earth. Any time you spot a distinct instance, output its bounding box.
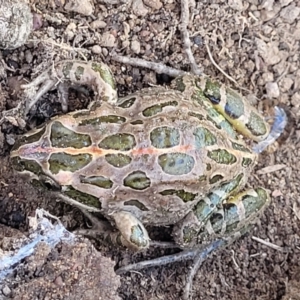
[0,0,300,299]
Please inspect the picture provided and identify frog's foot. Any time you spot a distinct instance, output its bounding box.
[75,208,150,250]
[20,60,117,115]
[112,211,150,250]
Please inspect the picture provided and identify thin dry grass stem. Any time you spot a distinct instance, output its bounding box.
[111,54,185,77]
[180,0,202,75]
[205,43,252,93]
[252,236,286,252]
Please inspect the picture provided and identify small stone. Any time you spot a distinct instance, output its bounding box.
[100,32,115,47]
[279,77,293,92]
[132,0,148,17]
[25,50,33,64]
[228,0,244,11]
[102,48,108,56]
[131,40,141,54]
[64,0,94,16]
[291,92,300,107]
[90,19,107,29]
[261,72,274,83]
[280,4,300,23]
[255,38,281,65]
[144,0,163,10]
[91,45,102,54]
[259,0,274,11]
[33,13,43,30]
[265,82,280,98]
[2,285,11,296]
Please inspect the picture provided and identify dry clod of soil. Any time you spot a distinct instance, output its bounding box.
[64,0,94,16]
[0,228,121,300]
[265,82,280,98]
[0,0,33,49]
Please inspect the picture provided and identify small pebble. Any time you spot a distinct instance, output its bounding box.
[33,13,43,30]
[2,285,11,296]
[265,82,280,98]
[90,19,107,29]
[280,4,300,23]
[100,32,115,47]
[64,0,94,16]
[91,45,102,54]
[143,0,162,10]
[131,40,141,54]
[25,50,33,64]
[102,48,108,56]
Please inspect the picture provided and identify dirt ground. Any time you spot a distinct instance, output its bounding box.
[0,0,300,299]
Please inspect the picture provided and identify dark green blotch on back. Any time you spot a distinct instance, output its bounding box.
[158,153,195,175]
[79,115,126,126]
[99,133,136,151]
[209,174,224,184]
[80,175,113,189]
[51,121,92,148]
[160,189,197,202]
[12,127,46,151]
[64,185,101,209]
[224,88,244,119]
[105,153,132,168]
[188,112,205,121]
[204,79,221,104]
[242,157,253,167]
[150,126,180,149]
[118,97,136,108]
[207,149,237,165]
[75,66,84,81]
[231,142,251,153]
[142,101,178,117]
[91,62,116,89]
[11,156,43,175]
[124,200,149,211]
[130,120,144,125]
[49,153,92,174]
[193,127,217,149]
[124,171,151,190]
[62,62,73,79]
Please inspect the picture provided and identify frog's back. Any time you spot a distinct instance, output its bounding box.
[11,88,257,225]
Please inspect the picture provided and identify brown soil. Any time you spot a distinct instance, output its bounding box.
[0,0,300,299]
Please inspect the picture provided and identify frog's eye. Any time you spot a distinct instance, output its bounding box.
[38,175,61,191]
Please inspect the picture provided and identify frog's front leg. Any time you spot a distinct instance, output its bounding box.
[75,208,150,250]
[21,60,118,114]
[112,211,150,250]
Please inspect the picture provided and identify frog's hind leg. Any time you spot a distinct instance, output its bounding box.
[116,187,269,300]
[173,173,245,248]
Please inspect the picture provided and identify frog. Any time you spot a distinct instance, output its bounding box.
[10,60,280,252]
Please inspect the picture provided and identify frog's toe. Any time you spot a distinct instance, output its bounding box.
[112,211,150,250]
